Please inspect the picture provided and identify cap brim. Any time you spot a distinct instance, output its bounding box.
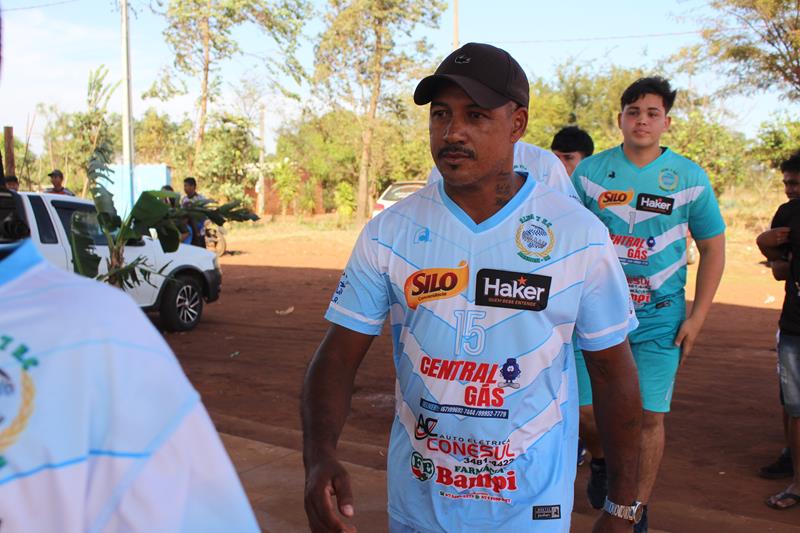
[413,74,509,109]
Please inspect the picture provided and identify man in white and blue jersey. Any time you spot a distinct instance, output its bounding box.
[303,43,645,533]
[571,77,726,532]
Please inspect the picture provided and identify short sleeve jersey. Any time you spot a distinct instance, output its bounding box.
[0,239,258,532]
[572,146,725,324]
[325,178,637,532]
[771,200,800,335]
[426,141,580,201]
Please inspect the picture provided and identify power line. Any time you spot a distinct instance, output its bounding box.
[1,0,78,12]
[494,28,744,45]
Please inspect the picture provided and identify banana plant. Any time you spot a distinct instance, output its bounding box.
[71,145,259,289]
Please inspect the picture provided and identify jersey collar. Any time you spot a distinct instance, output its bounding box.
[438,172,536,234]
[616,144,671,173]
[0,239,45,288]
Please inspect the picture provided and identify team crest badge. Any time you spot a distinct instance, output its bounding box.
[658,169,679,192]
[0,365,36,470]
[516,214,555,263]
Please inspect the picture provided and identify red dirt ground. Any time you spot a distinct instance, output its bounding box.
[161,226,800,532]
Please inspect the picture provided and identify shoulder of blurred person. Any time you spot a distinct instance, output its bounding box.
[0,239,258,532]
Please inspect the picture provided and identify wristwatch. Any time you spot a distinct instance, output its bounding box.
[603,497,644,524]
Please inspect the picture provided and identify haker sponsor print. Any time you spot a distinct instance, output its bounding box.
[636,193,674,215]
[404,261,469,309]
[476,269,551,311]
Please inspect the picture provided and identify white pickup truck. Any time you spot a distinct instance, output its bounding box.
[13,192,222,331]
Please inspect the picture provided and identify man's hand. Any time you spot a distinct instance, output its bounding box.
[674,315,703,364]
[304,454,356,533]
[757,227,790,249]
[592,513,633,533]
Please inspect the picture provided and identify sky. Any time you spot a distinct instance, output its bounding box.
[0,0,794,159]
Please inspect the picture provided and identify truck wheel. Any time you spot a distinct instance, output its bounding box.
[160,275,204,331]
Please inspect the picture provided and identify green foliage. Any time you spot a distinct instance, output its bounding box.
[151,0,309,164]
[135,107,194,173]
[273,102,430,211]
[688,0,800,100]
[314,0,445,219]
[194,113,260,204]
[664,110,749,193]
[753,115,800,169]
[39,66,121,195]
[70,144,258,289]
[271,157,300,215]
[333,181,356,223]
[523,63,650,152]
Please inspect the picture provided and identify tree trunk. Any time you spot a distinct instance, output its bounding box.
[107,245,126,289]
[355,27,385,224]
[192,4,212,172]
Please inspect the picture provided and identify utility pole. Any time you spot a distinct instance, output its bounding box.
[3,127,15,178]
[452,0,459,50]
[257,104,266,215]
[120,0,135,208]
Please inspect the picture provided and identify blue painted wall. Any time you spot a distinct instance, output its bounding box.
[106,164,171,215]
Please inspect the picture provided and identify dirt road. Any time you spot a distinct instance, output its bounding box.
[162,224,800,532]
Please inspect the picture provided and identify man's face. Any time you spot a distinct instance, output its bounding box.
[618,93,671,150]
[50,175,63,190]
[6,180,18,192]
[783,171,800,200]
[552,151,585,177]
[184,182,196,196]
[429,83,527,188]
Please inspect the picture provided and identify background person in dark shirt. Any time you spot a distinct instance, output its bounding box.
[44,169,75,196]
[757,152,800,509]
[4,175,18,191]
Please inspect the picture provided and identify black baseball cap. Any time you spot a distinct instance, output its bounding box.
[48,169,63,178]
[414,42,529,109]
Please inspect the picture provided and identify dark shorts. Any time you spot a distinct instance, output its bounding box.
[779,332,800,416]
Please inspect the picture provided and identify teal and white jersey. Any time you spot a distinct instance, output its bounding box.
[572,146,725,325]
[325,178,636,532]
[426,141,580,201]
[0,239,258,532]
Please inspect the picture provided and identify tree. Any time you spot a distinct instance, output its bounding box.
[689,0,800,100]
[753,115,800,169]
[135,108,194,175]
[38,66,121,195]
[522,61,750,192]
[314,0,445,222]
[194,112,260,205]
[151,0,308,170]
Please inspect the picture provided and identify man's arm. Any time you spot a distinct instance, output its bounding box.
[302,325,375,533]
[674,233,725,362]
[772,259,790,281]
[757,227,790,261]
[583,341,642,532]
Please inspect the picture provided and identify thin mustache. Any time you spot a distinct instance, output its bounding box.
[438,146,475,159]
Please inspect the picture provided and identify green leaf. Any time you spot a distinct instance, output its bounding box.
[69,211,102,279]
[89,183,120,232]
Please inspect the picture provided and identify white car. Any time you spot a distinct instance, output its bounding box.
[13,192,221,331]
[371,181,426,218]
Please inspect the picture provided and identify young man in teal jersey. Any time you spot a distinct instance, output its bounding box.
[571,77,726,533]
